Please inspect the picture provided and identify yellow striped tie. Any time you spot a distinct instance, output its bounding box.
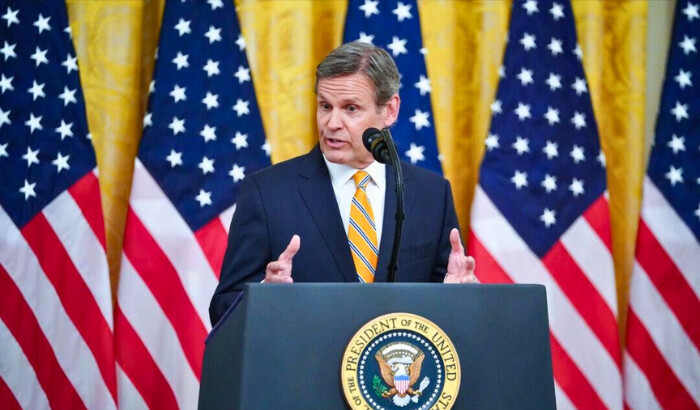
[348,171,378,283]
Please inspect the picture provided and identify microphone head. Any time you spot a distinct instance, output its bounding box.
[362,127,382,151]
[362,127,391,164]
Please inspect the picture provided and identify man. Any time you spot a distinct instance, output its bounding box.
[209,42,476,325]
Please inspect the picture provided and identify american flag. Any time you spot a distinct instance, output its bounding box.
[115,0,270,407]
[467,1,622,408]
[344,0,442,175]
[623,1,700,408]
[0,1,116,408]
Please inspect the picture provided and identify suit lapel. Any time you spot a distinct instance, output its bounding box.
[297,147,358,283]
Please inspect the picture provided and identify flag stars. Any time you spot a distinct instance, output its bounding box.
[514,102,532,120]
[665,165,684,186]
[30,47,49,66]
[573,44,583,60]
[33,14,51,33]
[544,106,560,125]
[62,54,78,73]
[143,112,152,128]
[523,0,539,15]
[52,152,70,173]
[234,65,251,83]
[0,74,12,93]
[0,107,9,128]
[667,134,686,154]
[55,120,74,140]
[540,208,556,227]
[229,164,246,182]
[405,143,425,164]
[541,174,557,193]
[172,51,189,70]
[203,59,220,77]
[195,189,212,207]
[511,170,528,189]
[695,204,700,221]
[498,65,506,78]
[387,36,408,57]
[571,111,587,129]
[542,74,561,92]
[202,92,219,110]
[547,37,563,55]
[261,141,271,156]
[22,147,40,167]
[359,0,380,18]
[414,75,431,96]
[520,33,536,51]
[679,36,697,55]
[233,99,250,116]
[512,136,530,155]
[170,84,187,102]
[27,81,46,101]
[670,101,689,121]
[571,77,588,95]
[516,67,534,86]
[20,180,37,200]
[149,80,155,94]
[166,150,183,167]
[570,145,585,163]
[674,69,692,89]
[25,113,43,134]
[393,2,413,22]
[543,140,559,159]
[208,0,224,10]
[485,133,500,151]
[231,131,248,149]
[682,2,699,21]
[490,99,503,115]
[597,150,606,167]
[204,25,222,43]
[358,32,375,44]
[1,41,16,60]
[0,142,7,157]
[198,156,215,174]
[168,116,185,135]
[550,2,565,20]
[200,124,217,142]
[58,86,77,106]
[236,34,246,51]
[569,178,585,197]
[174,18,191,36]
[2,6,19,27]
[409,109,431,130]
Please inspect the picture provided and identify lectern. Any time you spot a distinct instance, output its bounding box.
[199,283,555,409]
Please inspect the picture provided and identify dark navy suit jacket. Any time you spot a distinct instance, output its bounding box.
[209,145,459,325]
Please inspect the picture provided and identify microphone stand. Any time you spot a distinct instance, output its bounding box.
[381,128,404,283]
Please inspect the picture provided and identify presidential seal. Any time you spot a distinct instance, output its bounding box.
[341,313,460,410]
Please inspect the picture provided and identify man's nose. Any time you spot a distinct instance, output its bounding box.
[327,108,343,130]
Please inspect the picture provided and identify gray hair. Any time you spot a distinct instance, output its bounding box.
[315,41,400,106]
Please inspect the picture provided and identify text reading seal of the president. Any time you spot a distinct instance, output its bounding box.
[341,313,461,410]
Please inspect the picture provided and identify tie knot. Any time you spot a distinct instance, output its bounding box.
[353,171,370,189]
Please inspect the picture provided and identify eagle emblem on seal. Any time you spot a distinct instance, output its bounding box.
[374,342,431,407]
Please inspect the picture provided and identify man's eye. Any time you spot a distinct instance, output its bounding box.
[321,103,331,110]
[347,105,357,112]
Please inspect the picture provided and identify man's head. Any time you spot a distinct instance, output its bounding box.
[315,42,401,169]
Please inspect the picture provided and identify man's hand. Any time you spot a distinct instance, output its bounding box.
[444,228,478,284]
[264,235,300,283]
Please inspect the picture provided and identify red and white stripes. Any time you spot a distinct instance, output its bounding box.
[469,186,622,410]
[115,160,228,408]
[0,171,116,410]
[624,177,699,409]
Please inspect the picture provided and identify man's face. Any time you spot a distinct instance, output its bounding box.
[316,73,399,169]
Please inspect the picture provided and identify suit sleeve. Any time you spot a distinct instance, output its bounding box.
[431,179,460,283]
[209,175,271,325]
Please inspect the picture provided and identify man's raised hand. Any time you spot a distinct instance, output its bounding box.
[444,228,478,284]
[264,235,300,283]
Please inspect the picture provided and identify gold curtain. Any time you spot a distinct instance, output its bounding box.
[66,0,647,341]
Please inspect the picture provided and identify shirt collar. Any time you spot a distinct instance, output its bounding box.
[323,155,386,190]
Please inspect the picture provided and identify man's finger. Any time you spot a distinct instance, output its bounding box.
[449,228,463,253]
[278,234,300,263]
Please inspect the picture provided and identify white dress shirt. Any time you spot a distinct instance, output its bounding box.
[323,156,386,249]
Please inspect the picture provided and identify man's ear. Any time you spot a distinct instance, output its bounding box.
[382,94,401,127]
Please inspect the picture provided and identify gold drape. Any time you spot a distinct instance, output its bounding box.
[66,0,647,341]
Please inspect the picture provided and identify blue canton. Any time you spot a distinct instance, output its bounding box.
[648,0,700,240]
[139,0,270,232]
[480,0,607,257]
[0,0,95,228]
[344,0,442,175]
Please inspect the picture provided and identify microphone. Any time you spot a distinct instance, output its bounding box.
[362,128,392,164]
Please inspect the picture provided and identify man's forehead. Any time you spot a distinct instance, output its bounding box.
[317,74,375,100]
